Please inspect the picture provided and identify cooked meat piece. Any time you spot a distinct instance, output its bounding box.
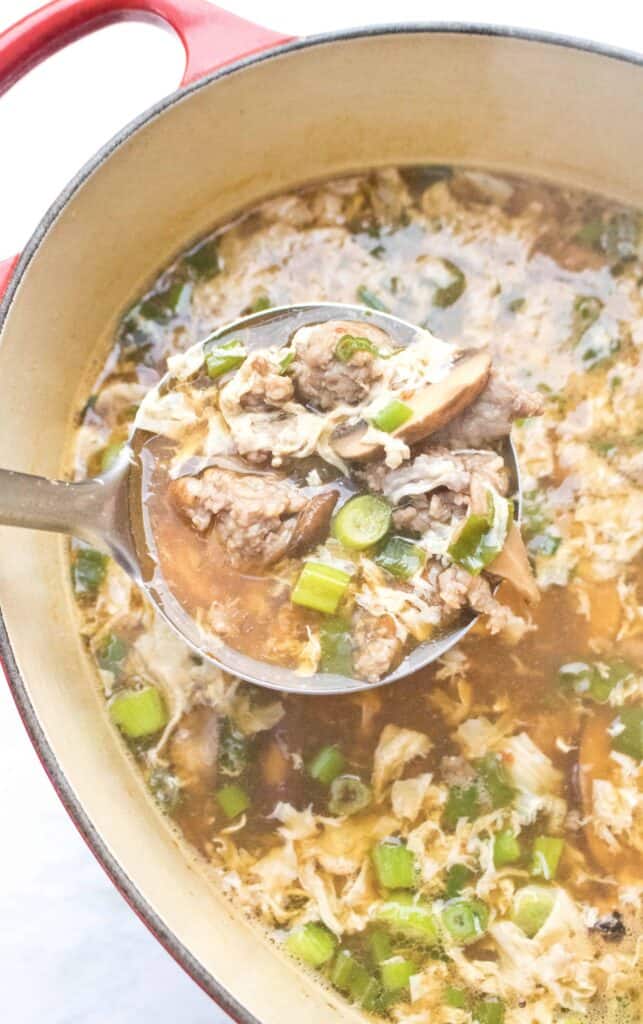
[438,564,528,638]
[352,609,403,683]
[291,319,389,410]
[433,368,543,448]
[239,355,294,410]
[393,490,468,535]
[171,467,306,569]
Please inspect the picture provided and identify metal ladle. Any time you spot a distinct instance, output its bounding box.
[0,303,520,694]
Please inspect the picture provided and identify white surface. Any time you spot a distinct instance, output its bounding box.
[0,2,641,1022]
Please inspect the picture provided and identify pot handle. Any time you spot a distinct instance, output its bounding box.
[0,0,293,302]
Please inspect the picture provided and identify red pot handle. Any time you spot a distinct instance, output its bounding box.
[0,0,293,302]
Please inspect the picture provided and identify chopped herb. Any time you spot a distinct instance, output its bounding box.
[475,754,515,809]
[245,294,272,314]
[508,297,525,313]
[335,334,381,362]
[445,863,474,898]
[205,339,247,379]
[444,784,480,829]
[356,285,389,312]
[183,237,220,279]
[375,536,426,580]
[279,349,295,373]
[433,259,466,308]
[610,706,643,760]
[448,490,512,574]
[139,280,191,323]
[72,548,107,596]
[216,783,250,819]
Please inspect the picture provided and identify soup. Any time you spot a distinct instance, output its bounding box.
[70,168,642,1023]
[132,311,537,681]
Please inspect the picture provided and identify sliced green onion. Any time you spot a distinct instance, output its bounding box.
[530,836,564,880]
[441,898,489,945]
[335,334,381,362]
[511,884,555,937]
[319,618,353,675]
[332,495,392,550]
[97,633,128,674]
[448,490,512,575]
[329,775,372,816]
[100,441,123,473]
[247,294,272,314]
[139,280,190,323]
[368,929,393,965]
[379,956,415,992]
[184,237,219,279]
[475,754,515,809]
[375,535,426,579]
[445,863,474,898]
[374,893,440,946]
[279,349,295,373]
[109,686,167,739]
[216,783,250,819]
[372,840,417,890]
[371,399,413,433]
[445,987,468,1009]
[493,829,522,868]
[285,922,337,967]
[611,706,642,760]
[205,338,247,379]
[348,963,382,1009]
[473,998,505,1024]
[331,949,358,991]
[356,284,389,312]
[291,561,351,614]
[443,784,480,830]
[432,259,466,309]
[307,745,345,785]
[72,548,108,596]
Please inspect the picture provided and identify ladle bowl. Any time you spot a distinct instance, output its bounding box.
[0,302,521,694]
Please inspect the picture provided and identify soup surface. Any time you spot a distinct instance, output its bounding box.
[71,168,642,1023]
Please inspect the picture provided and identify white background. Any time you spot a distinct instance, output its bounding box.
[0,2,641,1021]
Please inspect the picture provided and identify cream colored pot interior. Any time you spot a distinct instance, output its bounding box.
[0,29,642,1021]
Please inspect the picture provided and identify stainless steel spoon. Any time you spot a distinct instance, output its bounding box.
[0,302,520,694]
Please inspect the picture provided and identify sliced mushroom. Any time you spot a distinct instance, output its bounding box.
[488,521,540,604]
[331,352,492,461]
[288,490,339,557]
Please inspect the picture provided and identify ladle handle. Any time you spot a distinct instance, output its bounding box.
[0,466,138,575]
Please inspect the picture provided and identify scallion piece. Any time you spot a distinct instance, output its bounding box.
[72,547,108,596]
[356,284,389,312]
[443,784,479,830]
[374,893,440,946]
[109,686,167,740]
[319,618,353,675]
[247,294,271,314]
[348,963,382,1009]
[329,775,372,816]
[445,987,468,1009]
[332,495,392,551]
[216,783,250,819]
[374,535,426,580]
[335,334,381,362]
[493,829,522,868]
[441,897,489,945]
[331,949,358,991]
[445,863,474,898]
[307,744,345,785]
[97,633,128,674]
[291,561,351,614]
[368,929,393,965]
[371,399,413,433]
[372,840,417,890]
[473,998,505,1024]
[475,754,515,809]
[379,956,415,992]
[205,339,246,379]
[530,836,564,880]
[611,706,643,760]
[279,349,295,373]
[448,490,512,575]
[511,884,555,937]
[285,922,337,967]
[432,259,466,309]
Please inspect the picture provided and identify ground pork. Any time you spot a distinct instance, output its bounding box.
[238,355,294,410]
[434,368,543,448]
[438,564,526,637]
[171,467,306,569]
[291,319,389,410]
[352,609,403,682]
[393,490,469,535]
